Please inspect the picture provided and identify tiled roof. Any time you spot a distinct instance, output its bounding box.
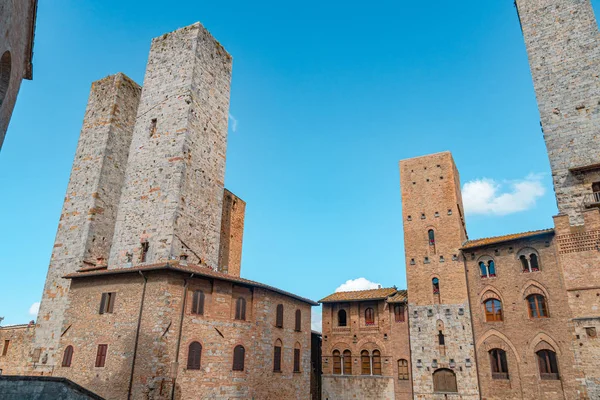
[461,228,554,250]
[0,324,33,330]
[386,290,408,303]
[319,287,399,303]
[65,261,318,306]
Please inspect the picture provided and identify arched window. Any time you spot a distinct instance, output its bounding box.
[191,290,205,315]
[273,339,282,372]
[394,304,405,322]
[295,309,302,331]
[233,345,245,371]
[530,253,539,271]
[294,343,301,372]
[479,258,496,278]
[333,350,342,374]
[520,255,529,272]
[432,278,440,295]
[187,341,202,370]
[361,350,371,375]
[372,350,382,375]
[537,350,559,380]
[484,299,503,322]
[0,51,11,107]
[365,308,375,325]
[488,260,496,276]
[343,349,352,375]
[398,359,409,380]
[489,349,509,379]
[235,297,246,321]
[338,309,347,327]
[479,261,487,277]
[428,229,435,245]
[432,368,458,393]
[438,331,445,346]
[62,345,73,368]
[276,304,284,328]
[519,249,541,272]
[527,294,548,318]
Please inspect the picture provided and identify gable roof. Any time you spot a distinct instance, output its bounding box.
[319,287,401,303]
[64,261,318,306]
[386,290,408,303]
[461,228,554,250]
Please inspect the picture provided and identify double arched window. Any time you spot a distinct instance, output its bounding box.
[484,299,503,322]
[187,341,202,370]
[489,349,509,379]
[365,308,375,325]
[527,294,548,318]
[537,349,559,380]
[338,309,347,327]
[479,259,496,278]
[360,350,381,375]
[518,249,541,272]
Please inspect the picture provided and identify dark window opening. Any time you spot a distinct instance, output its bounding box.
[438,331,445,346]
[365,307,375,325]
[95,344,108,368]
[191,290,205,315]
[338,309,347,327]
[149,118,157,137]
[2,340,9,356]
[140,241,149,263]
[187,341,202,370]
[276,304,284,328]
[489,349,509,380]
[537,349,559,380]
[432,278,440,295]
[428,229,435,245]
[273,342,282,372]
[294,347,302,372]
[233,345,245,371]
[99,292,116,314]
[0,51,11,107]
[62,345,74,368]
[235,297,247,321]
[530,254,539,271]
[295,309,301,331]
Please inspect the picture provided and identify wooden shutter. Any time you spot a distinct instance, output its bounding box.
[332,351,341,374]
[236,298,246,321]
[233,345,245,371]
[187,342,202,370]
[273,346,282,372]
[62,346,73,367]
[361,351,370,375]
[99,293,107,314]
[372,350,382,375]
[107,293,115,313]
[192,291,204,315]
[295,310,301,331]
[433,369,457,392]
[276,304,283,328]
[2,340,9,356]
[365,308,374,325]
[398,359,409,380]
[96,344,107,367]
[294,348,301,372]
[342,350,351,375]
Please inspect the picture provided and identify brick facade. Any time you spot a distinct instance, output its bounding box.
[0,324,35,376]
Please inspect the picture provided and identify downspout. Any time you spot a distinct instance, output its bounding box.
[127,270,148,400]
[171,273,193,400]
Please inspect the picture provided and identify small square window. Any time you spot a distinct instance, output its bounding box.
[421,213,426,219]
[447,209,452,215]
[424,257,430,264]
[434,212,440,217]
[452,254,458,261]
[410,259,415,265]
[407,215,412,221]
[439,256,444,262]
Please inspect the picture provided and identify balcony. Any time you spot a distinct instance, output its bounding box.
[583,192,600,208]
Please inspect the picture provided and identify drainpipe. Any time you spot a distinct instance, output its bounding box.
[127,270,148,400]
[171,273,193,400]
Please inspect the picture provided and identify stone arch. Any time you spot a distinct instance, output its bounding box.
[330,341,352,354]
[436,319,445,331]
[528,332,562,356]
[476,329,521,362]
[521,280,550,299]
[517,247,541,271]
[478,285,504,304]
[355,337,386,354]
[0,51,10,107]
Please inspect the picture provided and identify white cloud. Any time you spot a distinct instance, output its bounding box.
[335,277,381,293]
[311,309,322,332]
[462,174,545,216]
[29,302,40,316]
[229,114,238,132]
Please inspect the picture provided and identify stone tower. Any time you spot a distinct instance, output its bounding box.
[400,152,479,399]
[108,23,232,269]
[517,0,600,396]
[516,0,600,225]
[33,74,142,369]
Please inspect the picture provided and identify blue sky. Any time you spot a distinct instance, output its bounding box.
[2,0,598,328]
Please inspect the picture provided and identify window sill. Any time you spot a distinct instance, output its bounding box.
[273,370,282,373]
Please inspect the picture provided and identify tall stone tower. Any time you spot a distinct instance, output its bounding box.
[517,0,600,396]
[108,23,232,269]
[33,74,141,369]
[400,152,479,399]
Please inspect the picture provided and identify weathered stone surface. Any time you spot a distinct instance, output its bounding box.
[218,189,246,277]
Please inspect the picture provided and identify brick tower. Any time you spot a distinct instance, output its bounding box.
[516,0,600,396]
[108,23,232,270]
[400,152,479,399]
[33,74,142,369]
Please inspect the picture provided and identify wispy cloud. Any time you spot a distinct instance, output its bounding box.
[311,309,322,332]
[462,173,545,216]
[29,302,40,316]
[229,114,238,132]
[335,277,381,293]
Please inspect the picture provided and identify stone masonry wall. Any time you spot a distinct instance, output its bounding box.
[400,152,479,399]
[108,23,232,270]
[516,0,600,225]
[218,189,246,276]
[34,74,141,370]
[0,0,36,149]
[0,324,35,375]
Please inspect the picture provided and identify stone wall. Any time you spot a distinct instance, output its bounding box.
[516,0,600,225]
[0,324,34,375]
[322,376,395,400]
[218,189,246,276]
[108,23,232,270]
[33,74,141,371]
[0,0,36,149]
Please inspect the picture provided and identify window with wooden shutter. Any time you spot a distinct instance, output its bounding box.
[295,309,301,331]
[233,345,245,371]
[361,350,371,375]
[332,350,341,374]
[537,349,559,380]
[99,292,116,314]
[273,340,282,372]
[276,304,283,328]
[187,341,202,370]
[394,304,405,322]
[192,290,205,315]
[342,350,351,375]
[95,344,108,367]
[235,297,247,321]
[398,359,409,380]
[294,344,301,372]
[372,350,382,375]
[432,368,458,393]
[365,307,375,325]
[62,345,74,368]
[2,340,9,356]
[489,349,509,380]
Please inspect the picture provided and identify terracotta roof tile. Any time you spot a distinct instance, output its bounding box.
[386,290,408,303]
[461,228,554,250]
[319,287,399,303]
[65,261,318,306]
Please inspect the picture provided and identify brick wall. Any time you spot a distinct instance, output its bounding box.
[0,325,35,375]
[218,189,246,276]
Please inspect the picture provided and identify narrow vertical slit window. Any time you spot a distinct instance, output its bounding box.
[140,241,149,263]
[95,344,108,367]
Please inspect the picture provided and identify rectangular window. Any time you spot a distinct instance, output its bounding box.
[394,305,405,322]
[2,340,9,356]
[140,241,149,263]
[99,292,116,314]
[95,344,108,367]
[293,348,301,372]
[273,346,282,372]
